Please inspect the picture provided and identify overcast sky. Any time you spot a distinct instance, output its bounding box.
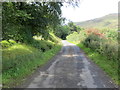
[61,0,119,22]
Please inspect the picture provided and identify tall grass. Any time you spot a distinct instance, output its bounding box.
[2,34,62,88]
[77,43,118,85]
[2,44,61,88]
[67,28,119,85]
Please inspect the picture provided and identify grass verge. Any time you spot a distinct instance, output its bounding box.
[77,43,119,85]
[2,43,62,88]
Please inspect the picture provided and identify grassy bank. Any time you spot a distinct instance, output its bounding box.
[76,43,119,85]
[2,37,62,88]
[2,44,61,88]
[67,27,119,85]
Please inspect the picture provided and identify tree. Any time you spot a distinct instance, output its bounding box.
[55,25,70,40]
[68,21,77,32]
[2,2,80,42]
[2,2,63,42]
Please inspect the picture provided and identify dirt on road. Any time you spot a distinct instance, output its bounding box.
[19,40,118,88]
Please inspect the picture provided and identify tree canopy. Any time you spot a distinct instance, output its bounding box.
[2,2,63,42]
[2,1,80,42]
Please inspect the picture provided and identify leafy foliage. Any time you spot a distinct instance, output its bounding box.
[2,42,61,87]
[0,40,17,48]
[54,25,70,40]
[2,33,62,87]
[67,28,118,61]
[67,27,119,85]
[2,1,80,88]
[2,2,63,42]
[66,29,86,43]
[0,40,10,48]
[54,22,83,40]
[8,40,17,45]
[77,43,119,85]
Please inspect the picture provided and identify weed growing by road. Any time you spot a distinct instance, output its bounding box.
[77,43,119,85]
[2,35,62,88]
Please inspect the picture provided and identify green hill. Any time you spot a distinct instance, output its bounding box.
[74,13,118,29]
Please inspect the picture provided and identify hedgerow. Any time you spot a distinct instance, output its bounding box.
[67,28,119,84]
[67,28,118,62]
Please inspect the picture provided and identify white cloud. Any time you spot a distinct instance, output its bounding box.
[61,0,119,22]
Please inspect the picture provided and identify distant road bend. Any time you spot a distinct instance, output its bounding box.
[21,40,118,88]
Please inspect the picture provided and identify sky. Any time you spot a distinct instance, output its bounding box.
[61,0,120,22]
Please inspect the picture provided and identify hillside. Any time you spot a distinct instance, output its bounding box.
[74,13,118,29]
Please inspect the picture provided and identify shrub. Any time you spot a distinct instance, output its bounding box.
[67,30,87,43]
[39,40,50,52]
[0,40,17,48]
[2,41,62,87]
[67,28,118,62]
[66,32,80,42]
[8,39,16,45]
[46,41,54,49]
[0,40,11,48]
[31,40,55,52]
[2,44,40,72]
[100,40,118,61]
[49,33,61,44]
[83,33,118,61]
[83,34,101,50]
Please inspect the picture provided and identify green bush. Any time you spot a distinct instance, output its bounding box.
[2,33,62,87]
[39,40,51,52]
[67,28,118,62]
[0,40,17,48]
[66,32,80,42]
[0,40,11,48]
[2,44,39,71]
[67,28,119,85]
[83,34,101,50]
[46,41,54,49]
[31,40,55,52]
[77,43,119,85]
[8,39,16,45]
[2,42,62,87]
[67,31,86,43]
[100,41,118,61]
[49,33,61,44]
[82,33,118,61]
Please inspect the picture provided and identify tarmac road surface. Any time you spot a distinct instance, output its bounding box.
[20,40,118,89]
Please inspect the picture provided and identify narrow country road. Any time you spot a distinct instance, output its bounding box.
[20,40,117,88]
